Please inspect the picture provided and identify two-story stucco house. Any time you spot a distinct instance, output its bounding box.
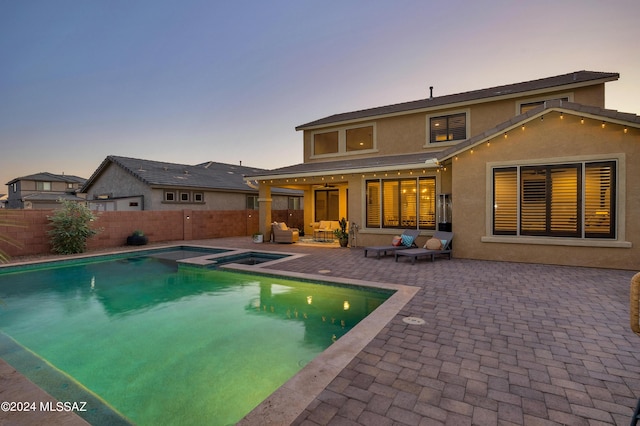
[5,172,86,209]
[246,70,639,270]
[82,155,302,213]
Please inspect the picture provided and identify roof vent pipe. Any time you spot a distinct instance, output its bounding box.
[429,86,434,99]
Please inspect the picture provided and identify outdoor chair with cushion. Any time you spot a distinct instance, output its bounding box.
[394,231,453,264]
[363,229,420,259]
[312,220,340,241]
[272,222,299,244]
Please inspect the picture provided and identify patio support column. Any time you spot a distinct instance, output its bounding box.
[258,184,272,242]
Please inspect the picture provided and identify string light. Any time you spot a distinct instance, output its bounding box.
[581,117,584,124]
[601,122,606,128]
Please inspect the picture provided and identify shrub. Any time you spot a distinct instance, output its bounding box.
[48,200,101,254]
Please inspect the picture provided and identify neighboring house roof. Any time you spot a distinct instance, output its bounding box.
[22,193,85,202]
[296,70,619,130]
[6,172,86,186]
[437,99,640,161]
[82,156,301,195]
[244,152,441,180]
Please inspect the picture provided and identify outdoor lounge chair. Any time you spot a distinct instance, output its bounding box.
[272,222,299,243]
[363,229,420,259]
[394,231,453,264]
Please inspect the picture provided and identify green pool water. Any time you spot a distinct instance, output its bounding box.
[0,252,391,425]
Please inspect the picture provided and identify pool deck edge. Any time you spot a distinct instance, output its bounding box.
[236,270,419,425]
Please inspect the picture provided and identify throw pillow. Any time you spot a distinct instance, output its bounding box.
[401,234,415,247]
[425,237,443,250]
[392,236,402,246]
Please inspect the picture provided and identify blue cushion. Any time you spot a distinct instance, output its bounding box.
[401,234,414,247]
[441,239,448,248]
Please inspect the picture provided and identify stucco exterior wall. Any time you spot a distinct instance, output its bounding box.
[301,85,606,163]
[450,113,638,270]
[85,164,152,204]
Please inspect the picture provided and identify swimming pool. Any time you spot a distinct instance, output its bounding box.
[0,247,395,425]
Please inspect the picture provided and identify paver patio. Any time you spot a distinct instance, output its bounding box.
[1,237,638,425]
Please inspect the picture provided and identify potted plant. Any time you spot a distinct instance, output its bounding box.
[252,232,263,243]
[127,230,148,246]
[333,217,349,247]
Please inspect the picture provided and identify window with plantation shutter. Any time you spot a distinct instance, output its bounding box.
[585,161,615,238]
[418,179,436,229]
[366,181,380,227]
[366,177,436,229]
[430,113,466,143]
[493,168,517,235]
[383,181,399,227]
[492,161,615,239]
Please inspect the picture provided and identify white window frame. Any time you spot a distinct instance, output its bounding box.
[311,123,377,158]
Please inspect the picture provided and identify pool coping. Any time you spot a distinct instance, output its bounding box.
[0,244,418,425]
[226,264,419,425]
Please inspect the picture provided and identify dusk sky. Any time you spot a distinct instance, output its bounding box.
[2,0,639,189]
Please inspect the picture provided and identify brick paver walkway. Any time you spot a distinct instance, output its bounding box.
[213,237,639,425]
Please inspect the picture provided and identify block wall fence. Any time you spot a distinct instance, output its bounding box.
[0,209,303,258]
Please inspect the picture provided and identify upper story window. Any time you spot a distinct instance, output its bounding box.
[312,124,376,157]
[313,131,339,155]
[518,96,570,114]
[429,113,467,144]
[346,126,373,151]
[36,182,52,191]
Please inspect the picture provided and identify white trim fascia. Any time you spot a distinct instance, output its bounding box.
[244,160,440,182]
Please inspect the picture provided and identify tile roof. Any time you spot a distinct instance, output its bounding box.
[22,193,85,202]
[82,156,300,195]
[6,172,86,186]
[437,99,640,161]
[296,71,619,129]
[244,152,441,179]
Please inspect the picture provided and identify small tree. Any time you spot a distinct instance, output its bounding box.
[48,200,101,255]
